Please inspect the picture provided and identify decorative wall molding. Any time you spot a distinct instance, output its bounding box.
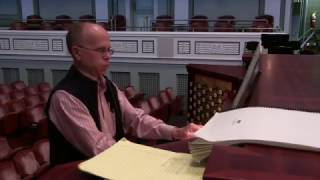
[0,30,285,64]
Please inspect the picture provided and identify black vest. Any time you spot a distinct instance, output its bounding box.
[46,66,124,166]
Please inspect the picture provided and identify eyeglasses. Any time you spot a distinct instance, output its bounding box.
[77,45,114,55]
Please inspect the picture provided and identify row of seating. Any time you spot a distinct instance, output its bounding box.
[9,14,274,32]
[153,14,274,32]
[123,85,183,123]
[0,137,49,180]
[9,14,126,31]
[0,81,50,149]
[0,81,51,94]
[0,81,51,105]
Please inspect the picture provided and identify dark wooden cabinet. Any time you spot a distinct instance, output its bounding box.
[186,64,246,124]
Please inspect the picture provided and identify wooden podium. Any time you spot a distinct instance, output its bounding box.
[186,64,246,124]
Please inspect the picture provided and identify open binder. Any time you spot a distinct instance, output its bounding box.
[189,107,320,162]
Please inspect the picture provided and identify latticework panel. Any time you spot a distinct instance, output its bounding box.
[110,71,131,89]
[187,74,237,125]
[177,74,188,110]
[139,72,160,97]
[27,68,44,86]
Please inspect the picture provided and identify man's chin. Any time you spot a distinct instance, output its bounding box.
[99,67,108,76]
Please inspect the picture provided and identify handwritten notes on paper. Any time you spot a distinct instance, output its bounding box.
[79,138,204,180]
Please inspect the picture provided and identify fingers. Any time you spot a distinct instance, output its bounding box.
[187,123,203,132]
[172,123,203,140]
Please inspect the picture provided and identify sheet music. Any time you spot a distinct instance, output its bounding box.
[79,138,205,180]
[189,107,320,162]
[195,107,320,150]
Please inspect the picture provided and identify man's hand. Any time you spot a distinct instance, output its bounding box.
[172,123,203,140]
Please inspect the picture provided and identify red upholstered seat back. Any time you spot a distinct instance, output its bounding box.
[0,84,12,94]
[13,149,40,178]
[0,161,20,180]
[33,139,49,165]
[0,137,14,161]
[11,81,26,91]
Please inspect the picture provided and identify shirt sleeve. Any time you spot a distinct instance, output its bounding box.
[48,90,116,157]
[117,88,177,140]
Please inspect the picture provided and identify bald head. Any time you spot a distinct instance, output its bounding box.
[66,22,112,79]
[66,22,108,54]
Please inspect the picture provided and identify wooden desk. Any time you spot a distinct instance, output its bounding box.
[248,54,320,112]
[39,140,320,180]
[38,140,191,180]
[204,144,320,180]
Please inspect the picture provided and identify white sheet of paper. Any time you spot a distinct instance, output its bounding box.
[195,107,320,151]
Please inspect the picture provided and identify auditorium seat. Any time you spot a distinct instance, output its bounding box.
[40,22,53,30]
[26,14,43,30]
[136,100,151,114]
[218,15,235,25]
[190,15,209,32]
[10,90,25,101]
[0,161,20,180]
[159,90,179,116]
[148,96,161,111]
[124,85,145,106]
[7,99,26,113]
[25,95,43,108]
[154,15,174,32]
[79,14,96,23]
[0,84,12,94]
[39,92,50,104]
[0,104,9,121]
[0,111,19,136]
[24,86,39,96]
[33,139,50,170]
[54,14,73,30]
[255,14,274,27]
[97,22,110,30]
[165,87,183,115]
[110,15,126,31]
[23,106,48,139]
[147,96,169,121]
[0,93,10,105]
[0,137,15,161]
[11,81,26,91]
[9,21,27,30]
[159,90,170,105]
[249,20,273,32]
[13,149,40,179]
[213,21,235,32]
[37,82,51,92]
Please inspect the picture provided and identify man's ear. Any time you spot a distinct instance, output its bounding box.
[71,46,81,61]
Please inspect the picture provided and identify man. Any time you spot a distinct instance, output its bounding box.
[47,22,201,166]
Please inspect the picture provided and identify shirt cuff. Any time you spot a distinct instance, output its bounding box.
[158,124,177,140]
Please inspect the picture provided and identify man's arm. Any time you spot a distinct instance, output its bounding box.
[49,90,115,157]
[117,89,201,140]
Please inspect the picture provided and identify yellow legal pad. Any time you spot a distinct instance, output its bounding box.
[78,138,204,180]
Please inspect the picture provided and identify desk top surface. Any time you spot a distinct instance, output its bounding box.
[39,140,320,180]
[249,54,320,112]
